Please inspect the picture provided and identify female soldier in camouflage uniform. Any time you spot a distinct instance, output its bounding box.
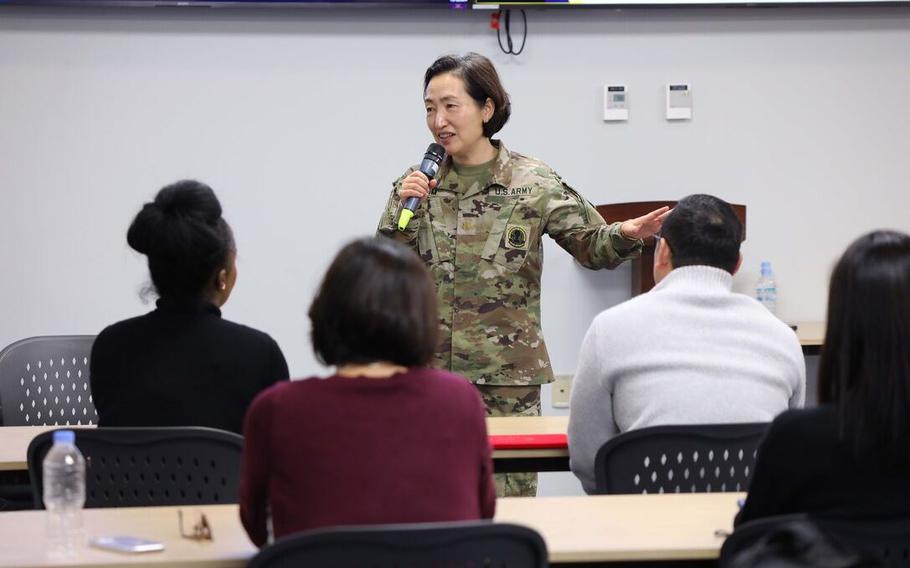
[377,53,668,496]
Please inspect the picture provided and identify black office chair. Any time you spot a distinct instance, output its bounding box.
[27,427,243,509]
[247,521,549,568]
[0,335,97,426]
[593,423,769,494]
[720,513,910,567]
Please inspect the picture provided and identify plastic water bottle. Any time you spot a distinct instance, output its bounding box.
[755,261,778,314]
[43,430,86,558]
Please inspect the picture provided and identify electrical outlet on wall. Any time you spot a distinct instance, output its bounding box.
[552,374,573,408]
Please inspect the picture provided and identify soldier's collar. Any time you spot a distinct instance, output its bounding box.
[488,140,514,189]
[438,140,514,197]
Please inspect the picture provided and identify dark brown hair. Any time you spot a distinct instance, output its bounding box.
[424,53,511,138]
[819,230,910,467]
[309,237,439,367]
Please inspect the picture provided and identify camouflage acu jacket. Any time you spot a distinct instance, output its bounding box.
[377,141,642,386]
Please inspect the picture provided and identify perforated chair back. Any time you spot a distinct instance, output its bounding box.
[594,423,769,494]
[720,514,910,568]
[27,427,243,509]
[0,335,97,426]
[247,521,548,568]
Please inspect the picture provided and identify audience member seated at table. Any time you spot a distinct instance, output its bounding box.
[239,237,495,546]
[568,194,805,494]
[736,230,910,525]
[90,180,288,434]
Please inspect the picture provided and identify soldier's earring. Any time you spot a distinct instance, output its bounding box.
[219,281,226,291]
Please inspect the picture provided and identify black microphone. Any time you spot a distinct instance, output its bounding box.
[397,143,446,231]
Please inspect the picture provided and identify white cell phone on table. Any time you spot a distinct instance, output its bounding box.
[90,536,165,553]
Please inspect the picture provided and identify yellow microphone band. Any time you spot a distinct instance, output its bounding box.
[397,209,415,231]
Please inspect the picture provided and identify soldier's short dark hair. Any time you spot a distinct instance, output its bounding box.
[661,194,743,274]
[424,53,511,138]
[309,237,439,368]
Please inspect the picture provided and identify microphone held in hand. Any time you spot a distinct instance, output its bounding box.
[397,143,446,231]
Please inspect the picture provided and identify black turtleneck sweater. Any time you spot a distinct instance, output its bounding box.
[90,299,289,434]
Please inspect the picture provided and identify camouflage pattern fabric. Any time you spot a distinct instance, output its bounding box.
[377,140,643,386]
[477,384,541,498]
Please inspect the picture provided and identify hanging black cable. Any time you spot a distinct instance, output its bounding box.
[496,9,527,56]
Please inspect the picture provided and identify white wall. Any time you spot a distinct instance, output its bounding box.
[1,5,907,494]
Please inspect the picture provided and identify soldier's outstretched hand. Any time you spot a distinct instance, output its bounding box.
[620,206,671,240]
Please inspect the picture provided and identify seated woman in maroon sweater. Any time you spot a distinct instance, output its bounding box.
[239,237,496,546]
[737,230,910,525]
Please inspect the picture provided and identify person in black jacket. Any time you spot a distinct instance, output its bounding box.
[90,180,288,434]
[737,230,910,525]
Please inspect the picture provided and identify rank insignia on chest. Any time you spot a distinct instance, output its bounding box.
[506,224,530,250]
[459,217,478,235]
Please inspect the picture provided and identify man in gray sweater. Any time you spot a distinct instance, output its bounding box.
[568,194,805,494]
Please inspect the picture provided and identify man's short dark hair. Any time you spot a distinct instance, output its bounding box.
[309,237,438,368]
[661,194,743,274]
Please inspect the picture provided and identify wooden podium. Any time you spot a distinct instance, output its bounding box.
[596,201,747,295]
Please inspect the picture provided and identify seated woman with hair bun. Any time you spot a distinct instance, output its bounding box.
[90,180,289,434]
[239,237,495,546]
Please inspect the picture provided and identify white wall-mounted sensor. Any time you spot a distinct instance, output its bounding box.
[603,84,629,121]
[666,83,692,120]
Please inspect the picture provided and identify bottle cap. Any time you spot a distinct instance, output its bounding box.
[760,261,773,276]
[52,430,75,444]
